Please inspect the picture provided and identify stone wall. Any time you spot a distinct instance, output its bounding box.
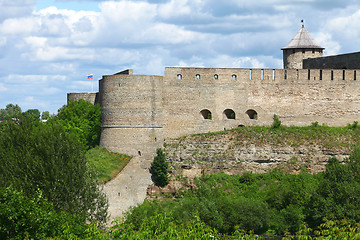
[304,52,360,69]
[67,92,99,105]
[162,67,360,140]
[89,66,360,157]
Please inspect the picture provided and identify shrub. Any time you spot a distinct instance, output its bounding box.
[272,114,281,129]
[348,121,358,129]
[151,148,169,187]
[0,186,89,239]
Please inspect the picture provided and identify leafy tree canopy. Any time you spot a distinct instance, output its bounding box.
[0,103,22,120]
[54,99,102,149]
[41,110,50,120]
[23,108,41,119]
[0,115,108,223]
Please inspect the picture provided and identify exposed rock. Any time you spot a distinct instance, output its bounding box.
[164,137,351,178]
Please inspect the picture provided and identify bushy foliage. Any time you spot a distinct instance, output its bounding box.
[55,99,102,149]
[0,103,22,120]
[151,148,169,187]
[41,110,50,120]
[0,186,92,239]
[23,108,41,119]
[271,114,281,129]
[0,115,108,223]
[309,149,360,227]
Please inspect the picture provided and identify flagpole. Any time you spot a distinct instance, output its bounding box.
[88,74,94,92]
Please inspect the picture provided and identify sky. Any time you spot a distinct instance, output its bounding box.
[0,0,360,113]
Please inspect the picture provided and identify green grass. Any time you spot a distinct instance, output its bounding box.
[174,125,360,151]
[86,146,132,184]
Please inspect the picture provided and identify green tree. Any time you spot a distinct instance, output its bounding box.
[151,148,169,187]
[0,103,22,120]
[309,152,360,227]
[41,110,50,120]
[55,99,102,148]
[0,115,108,223]
[23,108,41,119]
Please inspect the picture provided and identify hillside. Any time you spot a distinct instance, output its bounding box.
[164,124,360,177]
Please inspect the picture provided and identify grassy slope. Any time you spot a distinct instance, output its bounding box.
[175,124,360,151]
[86,146,132,184]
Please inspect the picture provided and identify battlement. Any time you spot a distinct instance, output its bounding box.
[165,67,359,84]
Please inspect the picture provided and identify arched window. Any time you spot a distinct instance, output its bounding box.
[214,74,218,80]
[246,109,258,120]
[196,74,200,79]
[232,74,237,80]
[223,109,235,119]
[200,109,212,120]
[177,74,182,80]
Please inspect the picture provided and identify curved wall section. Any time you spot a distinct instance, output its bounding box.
[99,74,164,157]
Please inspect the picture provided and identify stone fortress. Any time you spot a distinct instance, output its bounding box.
[68,24,360,157]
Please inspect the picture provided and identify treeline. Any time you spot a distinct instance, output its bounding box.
[0,104,50,121]
[0,100,107,239]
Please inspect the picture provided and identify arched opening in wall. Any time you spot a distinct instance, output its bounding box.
[177,74,182,80]
[214,74,218,80]
[232,74,237,80]
[200,109,212,120]
[223,109,236,119]
[246,109,258,120]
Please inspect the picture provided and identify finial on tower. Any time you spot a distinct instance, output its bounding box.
[301,19,304,28]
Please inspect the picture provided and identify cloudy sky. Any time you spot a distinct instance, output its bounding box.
[0,0,359,113]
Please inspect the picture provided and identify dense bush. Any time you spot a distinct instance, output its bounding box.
[271,114,281,128]
[309,149,360,227]
[0,116,108,223]
[55,99,102,149]
[0,186,91,239]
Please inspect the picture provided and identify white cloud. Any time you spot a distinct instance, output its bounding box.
[158,0,192,18]
[0,0,359,114]
[0,17,39,35]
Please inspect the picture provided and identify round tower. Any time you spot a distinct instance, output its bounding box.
[99,70,164,157]
[282,23,324,69]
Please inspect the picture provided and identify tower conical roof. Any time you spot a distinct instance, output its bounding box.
[282,25,324,50]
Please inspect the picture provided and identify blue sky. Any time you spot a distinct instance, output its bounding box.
[0,0,360,113]
[36,0,100,11]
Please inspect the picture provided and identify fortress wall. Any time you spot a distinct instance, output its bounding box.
[163,68,250,138]
[303,52,360,69]
[162,67,360,139]
[96,67,360,155]
[99,74,164,156]
[67,92,99,104]
[246,69,360,126]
